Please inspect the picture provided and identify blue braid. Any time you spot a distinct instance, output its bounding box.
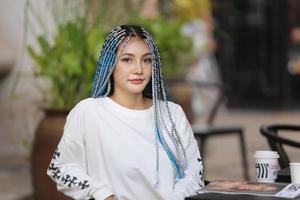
[156,127,184,179]
[92,30,126,97]
[99,34,125,81]
[92,29,125,92]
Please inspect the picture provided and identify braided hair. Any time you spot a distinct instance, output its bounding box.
[92,25,187,185]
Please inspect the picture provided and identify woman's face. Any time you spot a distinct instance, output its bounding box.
[112,37,152,97]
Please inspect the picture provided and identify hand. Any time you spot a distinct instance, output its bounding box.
[105,195,115,200]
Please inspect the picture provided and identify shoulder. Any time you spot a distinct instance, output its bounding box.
[166,101,189,124]
[76,97,99,108]
[67,97,102,117]
[70,97,94,111]
[166,100,184,114]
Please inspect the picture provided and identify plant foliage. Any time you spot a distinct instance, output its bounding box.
[27,0,194,109]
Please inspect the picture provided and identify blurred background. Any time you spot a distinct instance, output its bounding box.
[0,0,299,199]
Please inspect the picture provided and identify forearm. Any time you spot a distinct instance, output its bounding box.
[171,105,205,199]
[170,173,203,200]
[48,151,113,200]
[47,134,114,200]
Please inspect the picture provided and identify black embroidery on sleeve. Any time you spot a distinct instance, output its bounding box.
[62,174,72,185]
[48,162,61,179]
[61,175,78,187]
[197,157,204,186]
[199,170,202,176]
[48,163,58,171]
[52,169,62,179]
[53,148,61,159]
[48,147,90,190]
[78,180,90,189]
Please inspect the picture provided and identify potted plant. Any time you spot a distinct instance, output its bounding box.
[25,1,118,199]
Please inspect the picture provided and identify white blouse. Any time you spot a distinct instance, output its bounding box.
[47,97,204,200]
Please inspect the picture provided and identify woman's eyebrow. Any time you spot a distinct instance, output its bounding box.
[120,52,152,56]
[143,53,151,56]
[120,53,134,56]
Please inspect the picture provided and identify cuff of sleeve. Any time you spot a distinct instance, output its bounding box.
[172,178,200,199]
[170,192,186,200]
[93,187,114,200]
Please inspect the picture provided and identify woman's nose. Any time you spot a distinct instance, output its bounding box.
[133,61,143,74]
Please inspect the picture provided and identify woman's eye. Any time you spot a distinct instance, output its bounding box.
[121,58,131,63]
[143,58,152,64]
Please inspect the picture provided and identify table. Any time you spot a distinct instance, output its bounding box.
[187,169,294,200]
[185,193,300,200]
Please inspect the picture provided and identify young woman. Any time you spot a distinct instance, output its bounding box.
[47,25,204,200]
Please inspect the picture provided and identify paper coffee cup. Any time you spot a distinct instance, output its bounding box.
[254,150,279,183]
[290,163,300,184]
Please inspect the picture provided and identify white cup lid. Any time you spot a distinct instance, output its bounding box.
[290,163,300,166]
[254,150,280,159]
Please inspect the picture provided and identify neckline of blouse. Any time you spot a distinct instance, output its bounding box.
[100,97,153,118]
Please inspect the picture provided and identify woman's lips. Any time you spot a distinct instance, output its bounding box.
[129,78,144,84]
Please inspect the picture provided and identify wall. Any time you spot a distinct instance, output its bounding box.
[0,0,51,161]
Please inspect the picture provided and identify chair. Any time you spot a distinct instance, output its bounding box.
[166,78,250,180]
[260,124,300,169]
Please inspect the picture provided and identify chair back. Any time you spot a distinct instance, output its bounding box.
[166,78,224,125]
[260,124,300,169]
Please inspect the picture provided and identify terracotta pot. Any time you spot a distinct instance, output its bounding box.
[31,109,72,200]
[168,84,195,123]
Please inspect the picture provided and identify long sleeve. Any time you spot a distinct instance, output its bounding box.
[170,105,204,200]
[47,103,114,200]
